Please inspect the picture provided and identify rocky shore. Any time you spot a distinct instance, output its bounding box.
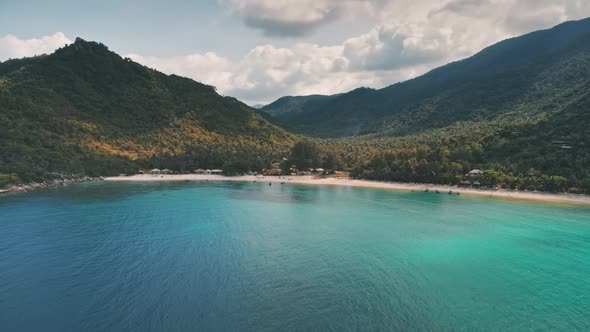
[0,176,104,194]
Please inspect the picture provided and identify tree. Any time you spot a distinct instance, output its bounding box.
[289,140,321,170]
[322,153,340,172]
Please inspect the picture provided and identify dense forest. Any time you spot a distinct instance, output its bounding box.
[317,81,590,193]
[0,38,292,186]
[263,18,590,193]
[263,18,590,137]
[1,19,590,194]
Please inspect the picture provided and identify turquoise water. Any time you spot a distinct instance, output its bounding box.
[1,181,590,331]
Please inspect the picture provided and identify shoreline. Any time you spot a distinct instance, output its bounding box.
[0,176,103,194]
[105,174,590,206]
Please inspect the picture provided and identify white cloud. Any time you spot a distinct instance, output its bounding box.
[0,33,71,61]
[127,43,357,103]
[502,1,568,33]
[220,0,387,36]
[2,1,590,105]
[126,39,435,104]
[127,52,235,92]
[201,0,590,103]
[342,24,449,71]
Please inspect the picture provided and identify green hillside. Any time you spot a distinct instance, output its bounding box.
[261,94,340,127]
[322,83,590,192]
[253,18,590,193]
[1,21,589,194]
[264,18,590,138]
[0,38,292,185]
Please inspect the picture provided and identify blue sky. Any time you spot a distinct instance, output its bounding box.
[0,1,371,58]
[1,0,589,104]
[2,1,243,57]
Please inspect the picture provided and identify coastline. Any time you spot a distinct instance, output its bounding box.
[0,176,103,194]
[104,174,590,206]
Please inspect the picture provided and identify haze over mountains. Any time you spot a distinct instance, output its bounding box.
[262,18,590,138]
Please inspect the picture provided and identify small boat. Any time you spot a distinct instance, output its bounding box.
[269,182,272,186]
[424,189,430,192]
[435,190,440,194]
[448,190,453,195]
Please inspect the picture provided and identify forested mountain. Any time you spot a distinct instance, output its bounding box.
[0,38,292,185]
[323,81,590,192]
[263,18,590,138]
[261,94,340,127]
[1,20,589,193]
[257,18,590,192]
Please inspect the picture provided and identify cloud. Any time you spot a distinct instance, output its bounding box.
[3,1,590,105]
[127,52,234,92]
[127,38,436,104]
[502,0,568,33]
[0,33,71,61]
[127,43,358,103]
[206,0,590,103]
[343,24,449,71]
[429,0,584,35]
[127,0,590,104]
[220,0,387,37]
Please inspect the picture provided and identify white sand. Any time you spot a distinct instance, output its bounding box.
[105,174,590,206]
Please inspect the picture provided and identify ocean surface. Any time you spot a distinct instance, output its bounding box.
[1,181,590,331]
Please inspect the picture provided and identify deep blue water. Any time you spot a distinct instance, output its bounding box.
[1,181,590,331]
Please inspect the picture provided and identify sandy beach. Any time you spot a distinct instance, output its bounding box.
[104,174,590,206]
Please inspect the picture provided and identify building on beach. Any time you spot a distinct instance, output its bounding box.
[468,169,483,176]
[459,180,471,187]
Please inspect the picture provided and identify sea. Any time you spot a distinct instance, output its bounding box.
[1,181,589,331]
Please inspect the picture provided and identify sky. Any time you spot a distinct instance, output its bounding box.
[1,0,590,105]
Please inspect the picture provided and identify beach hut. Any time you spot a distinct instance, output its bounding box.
[194,169,205,174]
[468,169,483,176]
[161,169,173,174]
[265,169,280,176]
[211,169,223,174]
[150,168,161,175]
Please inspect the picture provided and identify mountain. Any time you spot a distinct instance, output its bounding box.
[0,38,292,185]
[333,79,590,192]
[261,94,341,126]
[1,23,589,193]
[264,18,590,137]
